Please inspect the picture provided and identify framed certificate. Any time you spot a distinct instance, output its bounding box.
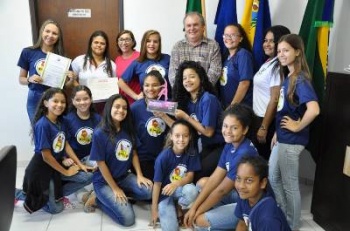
[41,52,71,89]
[87,77,119,103]
[147,100,178,115]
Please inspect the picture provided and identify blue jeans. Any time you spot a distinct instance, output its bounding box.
[158,184,198,231]
[93,173,152,226]
[27,89,43,122]
[194,190,239,231]
[43,171,92,214]
[269,142,304,230]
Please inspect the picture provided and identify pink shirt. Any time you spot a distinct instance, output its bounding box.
[115,51,140,104]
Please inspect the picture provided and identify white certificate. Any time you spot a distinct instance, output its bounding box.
[87,77,119,103]
[41,52,71,89]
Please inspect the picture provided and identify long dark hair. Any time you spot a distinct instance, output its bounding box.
[83,30,113,77]
[222,103,256,140]
[69,85,98,120]
[99,94,135,146]
[31,88,67,140]
[172,61,217,111]
[164,119,198,156]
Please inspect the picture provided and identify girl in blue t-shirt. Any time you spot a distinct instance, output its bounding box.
[88,94,153,226]
[235,155,291,231]
[64,85,101,168]
[159,60,224,182]
[63,86,101,207]
[219,24,254,108]
[131,70,168,180]
[118,30,171,102]
[17,20,76,122]
[269,34,320,230]
[184,104,258,230]
[18,88,91,214]
[151,120,200,231]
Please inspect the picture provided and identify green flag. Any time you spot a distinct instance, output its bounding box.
[186,0,202,13]
[299,0,334,104]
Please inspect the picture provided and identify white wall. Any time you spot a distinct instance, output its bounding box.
[1,0,348,175]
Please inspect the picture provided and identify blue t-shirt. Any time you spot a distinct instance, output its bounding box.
[17,47,50,93]
[34,116,67,160]
[153,147,201,201]
[235,190,291,231]
[64,111,101,160]
[187,92,224,147]
[217,138,258,181]
[122,54,171,98]
[276,74,318,145]
[131,99,167,161]
[90,128,134,184]
[219,48,254,108]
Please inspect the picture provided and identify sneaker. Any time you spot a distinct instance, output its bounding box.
[62,197,77,209]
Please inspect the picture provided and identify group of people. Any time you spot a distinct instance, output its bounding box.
[16,11,320,231]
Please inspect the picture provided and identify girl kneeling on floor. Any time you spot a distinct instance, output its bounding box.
[88,94,153,227]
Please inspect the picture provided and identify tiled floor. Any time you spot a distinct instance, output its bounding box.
[11,165,325,231]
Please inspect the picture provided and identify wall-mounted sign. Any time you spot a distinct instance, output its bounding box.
[68,9,91,18]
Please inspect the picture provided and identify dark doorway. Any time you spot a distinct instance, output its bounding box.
[29,0,123,59]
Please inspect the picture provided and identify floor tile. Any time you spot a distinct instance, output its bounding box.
[11,165,325,231]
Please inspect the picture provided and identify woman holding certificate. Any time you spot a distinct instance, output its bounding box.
[17,19,75,122]
[71,30,117,113]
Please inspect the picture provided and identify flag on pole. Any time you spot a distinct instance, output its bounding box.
[186,0,206,35]
[299,0,334,103]
[186,0,203,14]
[241,0,271,68]
[214,0,238,53]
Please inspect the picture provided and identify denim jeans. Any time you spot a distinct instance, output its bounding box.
[194,190,239,231]
[27,89,43,123]
[93,173,152,226]
[42,171,93,214]
[269,142,304,230]
[158,184,198,231]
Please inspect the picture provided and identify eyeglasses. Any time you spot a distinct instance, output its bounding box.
[223,34,241,40]
[118,38,132,43]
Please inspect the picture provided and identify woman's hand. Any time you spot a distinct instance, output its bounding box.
[256,128,267,143]
[113,187,128,204]
[66,71,77,82]
[135,92,144,100]
[161,182,178,196]
[27,74,43,84]
[280,116,301,132]
[151,204,159,228]
[137,175,153,189]
[174,109,188,120]
[65,165,80,176]
[62,157,74,167]
[184,207,198,228]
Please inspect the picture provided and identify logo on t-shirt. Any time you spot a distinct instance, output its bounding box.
[220,66,228,86]
[115,139,132,161]
[146,64,166,78]
[225,161,230,172]
[76,127,93,145]
[34,58,46,75]
[277,87,285,111]
[146,117,166,137]
[170,164,187,182]
[52,132,65,153]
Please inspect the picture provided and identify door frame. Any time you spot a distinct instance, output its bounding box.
[28,0,124,44]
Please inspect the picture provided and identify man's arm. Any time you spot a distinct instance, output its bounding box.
[207,41,222,85]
